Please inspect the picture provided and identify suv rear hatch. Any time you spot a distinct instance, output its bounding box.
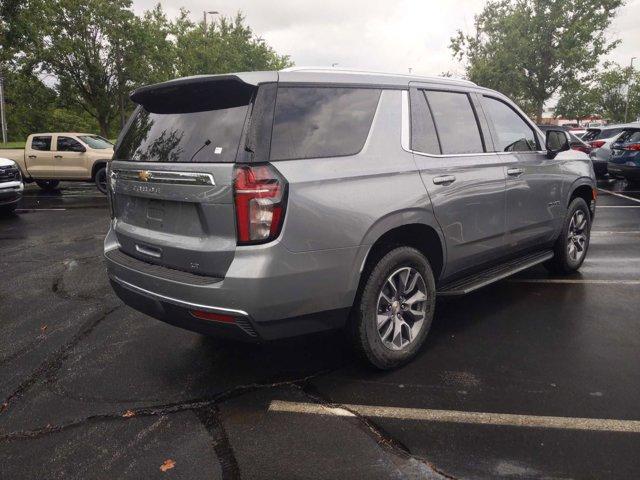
[109,73,276,278]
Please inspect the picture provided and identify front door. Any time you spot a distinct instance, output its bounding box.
[407,86,508,279]
[54,135,88,179]
[478,95,563,251]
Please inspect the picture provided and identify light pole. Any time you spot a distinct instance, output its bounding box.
[203,10,219,35]
[0,73,7,144]
[624,57,636,123]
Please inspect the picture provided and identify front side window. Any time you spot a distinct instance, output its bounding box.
[57,136,85,152]
[424,91,484,155]
[482,97,538,152]
[31,136,51,151]
[270,87,380,160]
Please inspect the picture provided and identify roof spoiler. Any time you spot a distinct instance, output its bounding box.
[130,72,278,114]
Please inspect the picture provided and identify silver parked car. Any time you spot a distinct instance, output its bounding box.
[0,158,24,214]
[104,69,597,369]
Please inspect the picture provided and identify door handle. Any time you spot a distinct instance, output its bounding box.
[54,155,63,158]
[28,155,37,159]
[433,175,456,185]
[135,244,162,258]
[507,168,524,177]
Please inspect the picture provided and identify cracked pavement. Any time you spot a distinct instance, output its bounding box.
[1,181,640,479]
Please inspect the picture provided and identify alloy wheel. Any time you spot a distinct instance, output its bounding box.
[376,266,428,351]
[567,210,588,263]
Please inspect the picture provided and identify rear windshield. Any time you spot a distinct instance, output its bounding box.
[115,80,252,163]
[596,128,624,140]
[616,130,640,144]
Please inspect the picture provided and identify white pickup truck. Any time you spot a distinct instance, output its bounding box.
[0,133,114,193]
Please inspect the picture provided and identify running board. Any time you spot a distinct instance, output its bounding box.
[437,250,554,296]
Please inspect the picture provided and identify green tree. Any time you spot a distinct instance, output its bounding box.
[173,11,292,77]
[450,0,623,121]
[556,64,640,123]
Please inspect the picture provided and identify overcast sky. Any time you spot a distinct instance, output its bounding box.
[132,0,639,77]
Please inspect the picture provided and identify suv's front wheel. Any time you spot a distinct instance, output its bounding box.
[545,197,591,274]
[351,246,436,369]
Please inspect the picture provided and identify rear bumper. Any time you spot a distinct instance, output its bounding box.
[607,163,640,180]
[104,224,361,340]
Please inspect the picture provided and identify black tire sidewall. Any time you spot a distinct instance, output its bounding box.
[354,246,436,369]
[36,180,60,191]
[95,168,107,194]
[556,197,591,272]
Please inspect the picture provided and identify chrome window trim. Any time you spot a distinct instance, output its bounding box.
[401,91,546,158]
[110,275,249,317]
[111,169,215,186]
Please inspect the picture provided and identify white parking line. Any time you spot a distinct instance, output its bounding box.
[268,400,640,433]
[596,206,640,208]
[15,208,67,212]
[509,279,640,285]
[591,230,640,235]
[598,188,640,204]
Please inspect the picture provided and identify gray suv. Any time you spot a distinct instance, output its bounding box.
[105,68,597,369]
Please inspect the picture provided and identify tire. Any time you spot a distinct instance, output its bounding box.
[544,197,591,274]
[94,167,107,194]
[350,246,436,370]
[0,203,17,215]
[35,179,60,191]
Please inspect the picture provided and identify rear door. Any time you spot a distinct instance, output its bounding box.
[408,85,508,278]
[110,76,267,278]
[479,94,562,251]
[26,135,55,178]
[54,135,88,179]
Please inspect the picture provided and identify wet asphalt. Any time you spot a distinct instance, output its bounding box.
[0,179,639,479]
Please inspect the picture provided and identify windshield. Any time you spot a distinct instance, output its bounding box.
[79,135,113,149]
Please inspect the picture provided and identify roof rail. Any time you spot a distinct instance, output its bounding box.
[279,66,476,86]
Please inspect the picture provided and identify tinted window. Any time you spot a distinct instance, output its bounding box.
[31,136,51,151]
[597,128,624,140]
[425,91,483,155]
[483,97,538,152]
[270,87,380,160]
[78,135,113,149]
[115,105,249,163]
[411,90,440,154]
[57,136,84,152]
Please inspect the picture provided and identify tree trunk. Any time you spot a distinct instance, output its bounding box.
[98,118,109,138]
[535,100,544,124]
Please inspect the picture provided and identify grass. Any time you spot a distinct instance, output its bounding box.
[0,141,25,149]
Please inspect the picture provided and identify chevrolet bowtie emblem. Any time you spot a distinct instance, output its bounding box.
[138,170,151,182]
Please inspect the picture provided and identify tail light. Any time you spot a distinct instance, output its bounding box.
[233,164,287,245]
[590,140,606,148]
[571,145,592,154]
[623,143,640,151]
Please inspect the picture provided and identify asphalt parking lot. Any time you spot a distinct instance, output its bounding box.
[1,180,640,479]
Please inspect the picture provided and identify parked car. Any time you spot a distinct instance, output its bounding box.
[0,158,24,214]
[582,123,640,175]
[608,130,640,183]
[568,127,587,138]
[0,133,114,193]
[104,69,596,369]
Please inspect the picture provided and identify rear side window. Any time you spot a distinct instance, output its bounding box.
[270,87,380,160]
[31,136,51,151]
[410,90,440,154]
[424,91,484,155]
[482,96,538,152]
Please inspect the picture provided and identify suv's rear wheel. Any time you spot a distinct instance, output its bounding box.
[545,197,591,274]
[35,180,60,191]
[351,246,436,369]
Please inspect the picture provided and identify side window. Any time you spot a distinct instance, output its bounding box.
[31,136,52,151]
[424,91,484,155]
[482,97,538,152]
[57,136,85,152]
[270,87,380,160]
[410,89,440,154]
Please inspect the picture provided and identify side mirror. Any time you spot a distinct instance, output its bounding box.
[545,129,570,159]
